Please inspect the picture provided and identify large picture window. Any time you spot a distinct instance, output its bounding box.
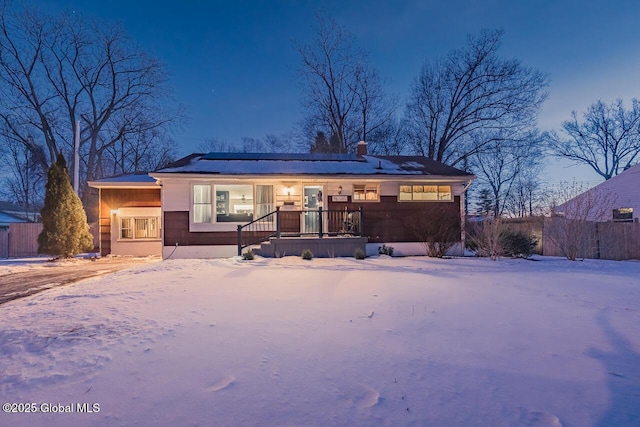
[399,185,452,201]
[193,184,212,223]
[121,217,160,239]
[216,184,254,222]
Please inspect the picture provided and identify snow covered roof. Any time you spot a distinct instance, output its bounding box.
[88,173,159,188]
[0,211,27,227]
[153,152,473,178]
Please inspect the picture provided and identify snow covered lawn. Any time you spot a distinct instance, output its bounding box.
[0,256,639,426]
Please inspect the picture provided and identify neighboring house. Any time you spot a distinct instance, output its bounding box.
[0,201,40,223]
[554,163,640,222]
[90,142,474,259]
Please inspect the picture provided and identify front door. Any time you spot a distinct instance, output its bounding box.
[303,185,323,234]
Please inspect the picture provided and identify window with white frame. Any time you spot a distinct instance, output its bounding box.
[399,184,452,201]
[120,217,160,239]
[353,184,379,201]
[193,184,212,223]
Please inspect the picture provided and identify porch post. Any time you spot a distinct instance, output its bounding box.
[237,224,242,256]
[276,206,281,238]
[359,206,364,237]
[318,206,323,238]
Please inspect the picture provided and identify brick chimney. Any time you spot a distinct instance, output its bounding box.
[356,141,367,157]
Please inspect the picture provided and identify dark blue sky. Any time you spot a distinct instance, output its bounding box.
[31,0,640,184]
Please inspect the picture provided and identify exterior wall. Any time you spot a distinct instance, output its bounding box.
[99,188,161,256]
[110,207,162,256]
[328,195,462,243]
[163,244,236,259]
[159,176,467,258]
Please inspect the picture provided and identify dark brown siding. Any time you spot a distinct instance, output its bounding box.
[329,195,461,243]
[99,188,161,256]
[164,211,237,246]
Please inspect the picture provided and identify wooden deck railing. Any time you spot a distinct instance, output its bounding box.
[237,207,363,256]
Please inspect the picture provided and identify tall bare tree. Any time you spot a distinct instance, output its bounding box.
[0,132,45,217]
[295,14,396,154]
[545,99,640,180]
[405,29,549,167]
[470,131,543,217]
[0,1,181,214]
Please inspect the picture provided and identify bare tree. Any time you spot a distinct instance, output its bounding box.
[0,133,45,217]
[545,99,640,180]
[404,29,549,167]
[0,1,181,213]
[504,163,544,217]
[470,130,543,217]
[295,14,395,154]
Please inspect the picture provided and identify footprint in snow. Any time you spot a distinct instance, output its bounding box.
[358,388,382,408]
[519,410,563,427]
[206,375,235,392]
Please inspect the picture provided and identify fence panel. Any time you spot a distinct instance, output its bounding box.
[8,223,43,257]
[597,222,640,260]
[0,229,8,258]
[542,218,640,260]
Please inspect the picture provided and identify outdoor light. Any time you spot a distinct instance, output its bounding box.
[338,186,343,194]
[110,209,119,215]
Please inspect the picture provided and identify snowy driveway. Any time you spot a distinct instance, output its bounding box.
[0,257,156,305]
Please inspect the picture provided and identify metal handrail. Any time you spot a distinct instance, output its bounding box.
[237,207,363,256]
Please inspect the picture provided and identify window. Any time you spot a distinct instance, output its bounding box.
[353,184,379,201]
[216,184,253,222]
[613,207,633,222]
[120,217,160,239]
[399,184,452,201]
[193,184,212,223]
[256,185,274,221]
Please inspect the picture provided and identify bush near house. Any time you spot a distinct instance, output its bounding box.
[407,205,461,258]
[301,249,314,260]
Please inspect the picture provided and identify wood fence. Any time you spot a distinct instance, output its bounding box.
[6,223,43,257]
[0,228,8,258]
[543,218,640,261]
[499,216,640,260]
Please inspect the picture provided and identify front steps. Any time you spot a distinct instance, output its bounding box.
[252,236,368,258]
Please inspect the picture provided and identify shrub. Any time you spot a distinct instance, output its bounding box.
[38,152,93,258]
[407,205,461,258]
[242,249,255,260]
[378,244,394,256]
[500,230,537,258]
[466,218,504,260]
[301,249,314,260]
[354,248,366,259]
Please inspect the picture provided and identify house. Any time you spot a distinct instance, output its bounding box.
[0,201,40,224]
[554,163,640,222]
[89,142,474,259]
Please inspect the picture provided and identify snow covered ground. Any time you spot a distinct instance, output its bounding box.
[0,255,638,426]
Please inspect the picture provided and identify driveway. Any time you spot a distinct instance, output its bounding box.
[0,257,155,305]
